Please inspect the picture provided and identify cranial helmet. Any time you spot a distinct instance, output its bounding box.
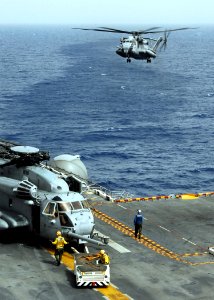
[57,231,62,236]
[100,250,105,254]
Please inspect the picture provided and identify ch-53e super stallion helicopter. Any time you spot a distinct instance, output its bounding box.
[73,26,195,63]
[0,139,104,246]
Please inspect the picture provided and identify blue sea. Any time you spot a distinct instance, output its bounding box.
[0,25,214,197]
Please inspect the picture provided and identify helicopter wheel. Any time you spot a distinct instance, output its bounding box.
[147,58,151,63]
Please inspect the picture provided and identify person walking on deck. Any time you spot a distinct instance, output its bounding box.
[52,231,68,265]
[134,209,143,239]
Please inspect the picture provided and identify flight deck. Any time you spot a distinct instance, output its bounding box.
[1,191,214,300]
[0,139,213,300]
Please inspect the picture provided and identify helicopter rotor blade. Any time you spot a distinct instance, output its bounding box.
[100,26,161,34]
[72,27,121,33]
[145,27,198,34]
[73,27,136,34]
[145,38,158,41]
[72,26,162,35]
[165,27,198,32]
[136,27,162,34]
[159,31,171,51]
[99,27,135,34]
[97,26,196,35]
[72,26,197,39]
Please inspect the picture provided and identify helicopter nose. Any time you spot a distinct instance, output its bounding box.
[146,49,156,58]
[71,212,94,235]
[116,48,124,57]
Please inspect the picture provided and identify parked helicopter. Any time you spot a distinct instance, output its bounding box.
[73,26,196,63]
[0,139,104,246]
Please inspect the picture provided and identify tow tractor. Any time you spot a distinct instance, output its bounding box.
[72,247,110,287]
[208,246,214,256]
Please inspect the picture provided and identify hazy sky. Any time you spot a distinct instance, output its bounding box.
[0,0,213,25]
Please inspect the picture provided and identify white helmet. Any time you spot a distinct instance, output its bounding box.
[138,209,141,213]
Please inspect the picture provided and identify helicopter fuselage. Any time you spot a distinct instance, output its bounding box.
[116,36,157,62]
[0,143,99,245]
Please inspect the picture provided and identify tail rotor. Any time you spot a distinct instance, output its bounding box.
[160,31,170,51]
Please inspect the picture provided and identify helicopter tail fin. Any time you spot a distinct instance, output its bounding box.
[152,37,163,53]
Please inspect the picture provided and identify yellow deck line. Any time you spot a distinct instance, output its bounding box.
[46,248,130,300]
[113,191,214,203]
[181,194,200,200]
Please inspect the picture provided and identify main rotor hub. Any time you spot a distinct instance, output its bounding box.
[10,146,40,154]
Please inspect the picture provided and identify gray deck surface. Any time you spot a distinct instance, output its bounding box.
[1,195,214,300]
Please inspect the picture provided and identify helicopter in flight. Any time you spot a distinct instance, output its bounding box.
[73,26,195,63]
[0,139,104,246]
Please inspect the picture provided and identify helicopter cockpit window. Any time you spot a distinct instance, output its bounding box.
[59,213,73,227]
[72,201,82,210]
[43,202,56,216]
[57,201,83,211]
[58,202,72,212]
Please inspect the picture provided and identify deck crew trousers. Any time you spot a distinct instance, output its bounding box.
[135,224,142,239]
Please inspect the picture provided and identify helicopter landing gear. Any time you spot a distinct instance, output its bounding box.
[147,58,151,63]
[127,58,131,63]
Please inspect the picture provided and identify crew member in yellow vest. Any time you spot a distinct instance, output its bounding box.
[99,249,110,265]
[52,231,68,265]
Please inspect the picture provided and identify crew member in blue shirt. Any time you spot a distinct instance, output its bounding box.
[134,209,143,239]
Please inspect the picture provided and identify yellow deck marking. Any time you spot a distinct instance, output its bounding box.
[191,261,214,266]
[181,194,200,200]
[112,191,214,203]
[46,248,130,300]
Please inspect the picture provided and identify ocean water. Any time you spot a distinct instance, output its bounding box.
[0,25,214,197]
